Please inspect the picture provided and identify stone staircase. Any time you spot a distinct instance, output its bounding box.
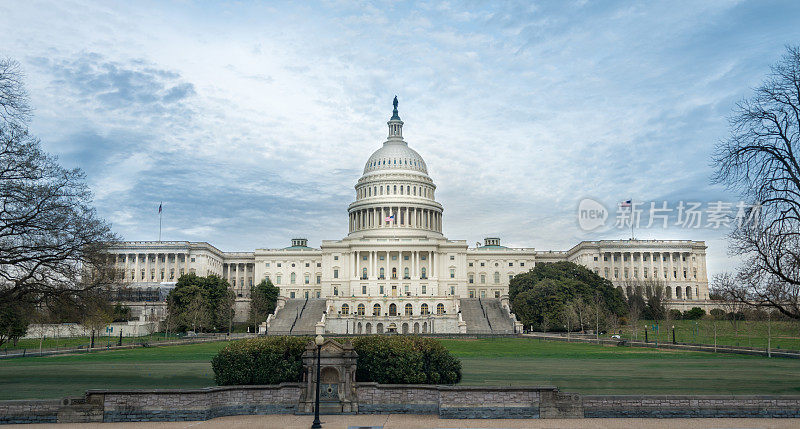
[482,299,515,334]
[459,298,515,334]
[459,298,491,333]
[268,299,326,335]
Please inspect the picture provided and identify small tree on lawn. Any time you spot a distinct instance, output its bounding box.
[249,278,280,329]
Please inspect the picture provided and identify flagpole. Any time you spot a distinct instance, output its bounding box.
[158,202,162,242]
[630,198,634,240]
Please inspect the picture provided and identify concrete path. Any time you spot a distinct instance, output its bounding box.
[9,415,800,428]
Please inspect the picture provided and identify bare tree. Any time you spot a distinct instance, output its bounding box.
[0,59,120,307]
[712,272,749,337]
[713,46,800,319]
[0,58,31,126]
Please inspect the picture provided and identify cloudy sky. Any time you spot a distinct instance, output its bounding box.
[2,0,799,276]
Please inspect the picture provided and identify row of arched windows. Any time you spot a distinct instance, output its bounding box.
[623,285,699,300]
[341,302,445,316]
[362,267,424,280]
[357,183,433,199]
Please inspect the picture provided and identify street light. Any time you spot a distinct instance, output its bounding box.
[644,325,648,343]
[311,334,324,429]
[672,325,676,344]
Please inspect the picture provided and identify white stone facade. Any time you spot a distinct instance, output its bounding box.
[105,100,710,332]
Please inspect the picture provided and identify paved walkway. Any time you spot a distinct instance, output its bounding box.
[10,415,800,428]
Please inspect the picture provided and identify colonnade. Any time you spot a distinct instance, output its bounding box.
[115,252,192,283]
[597,250,706,300]
[351,250,436,280]
[349,206,441,233]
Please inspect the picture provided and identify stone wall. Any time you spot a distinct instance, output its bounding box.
[0,400,61,424]
[98,384,303,422]
[4,388,800,423]
[583,395,800,418]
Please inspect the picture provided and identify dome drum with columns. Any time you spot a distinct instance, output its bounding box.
[103,97,712,334]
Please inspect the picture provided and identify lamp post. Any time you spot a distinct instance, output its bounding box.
[644,325,648,343]
[312,334,324,429]
[672,325,676,344]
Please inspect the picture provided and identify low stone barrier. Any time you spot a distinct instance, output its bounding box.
[3,388,800,423]
[583,395,800,418]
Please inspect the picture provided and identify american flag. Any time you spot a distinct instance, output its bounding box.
[384,215,394,222]
[158,202,162,213]
[620,199,631,208]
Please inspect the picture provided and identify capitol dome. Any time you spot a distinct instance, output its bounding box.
[363,143,428,175]
[347,97,443,238]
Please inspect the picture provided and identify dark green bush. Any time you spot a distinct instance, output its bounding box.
[212,336,309,385]
[668,309,683,320]
[709,308,726,320]
[351,336,461,385]
[683,307,706,320]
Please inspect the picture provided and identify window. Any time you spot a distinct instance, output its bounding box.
[380,255,385,260]
[341,304,348,314]
[495,291,501,298]
[290,291,295,298]
[480,274,486,284]
[363,255,368,261]
[333,269,339,279]
[391,267,397,279]
[362,284,367,294]
[421,255,427,260]
[277,263,282,267]
[421,303,429,315]
[436,303,445,315]
[380,284,385,294]
[480,262,485,267]
[494,272,500,283]
[469,290,475,298]
[389,303,397,316]
[316,275,321,284]
[266,262,270,267]
[468,262,473,267]
[449,255,455,260]
[469,274,474,284]
[304,275,310,284]
[191,257,196,262]
[593,256,598,261]
[613,268,618,279]
[480,290,486,298]
[405,303,413,315]
[334,256,338,260]
[357,304,365,315]
[291,272,296,284]
[404,267,409,279]
[305,262,309,267]
[450,269,455,278]
[333,286,338,296]
[373,304,381,316]
[421,267,427,279]
[317,263,321,267]
[379,267,385,279]
[362,268,368,279]
[450,285,455,295]
[508,275,513,281]
[421,284,426,294]
[291,263,295,267]
[520,262,525,267]
[404,285,409,295]
[276,275,282,284]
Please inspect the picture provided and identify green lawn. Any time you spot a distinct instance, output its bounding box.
[614,319,800,350]
[1,333,184,353]
[1,337,799,400]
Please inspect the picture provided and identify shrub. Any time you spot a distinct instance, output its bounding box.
[683,307,706,320]
[668,309,683,320]
[351,336,461,385]
[709,308,726,320]
[212,336,309,385]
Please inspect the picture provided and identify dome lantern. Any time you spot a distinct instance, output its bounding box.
[387,96,403,139]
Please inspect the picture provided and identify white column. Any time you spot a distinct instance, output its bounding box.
[431,252,435,278]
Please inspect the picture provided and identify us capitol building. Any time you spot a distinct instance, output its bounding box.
[107,99,710,334]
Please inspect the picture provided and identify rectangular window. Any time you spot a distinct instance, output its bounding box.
[379,285,384,294]
[450,269,455,278]
[334,255,338,260]
[266,262,270,267]
[480,274,486,283]
[191,257,196,262]
[333,269,339,279]
[363,256,367,261]
[449,255,454,260]
[404,285,409,294]
[380,255,385,260]
[421,255,426,260]
[290,291,295,298]
[508,275,513,281]
[495,291,501,298]
[469,274,474,284]
[422,284,427,294]
[277,263,282,267]
[469,290,475,298]
[333,286,338,296]
[316,275,321,284]
[468,262,473,267]
[593,256,598,261]
[450,286,455,295]
[404,255,409,260]
[305,275,310,284]
[508,262,513,266]
[480,262,485,267]
[305,262,309,267]
[362,285,367,294]
[520,262,524,267]
[317,262,321,267]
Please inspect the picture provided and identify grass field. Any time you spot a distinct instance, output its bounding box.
[1,333,185,353]
[2,337,800,400]
[613,319,800,350]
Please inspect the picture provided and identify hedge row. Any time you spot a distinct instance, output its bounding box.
[211,336,309,385]
[211,335,461,386]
